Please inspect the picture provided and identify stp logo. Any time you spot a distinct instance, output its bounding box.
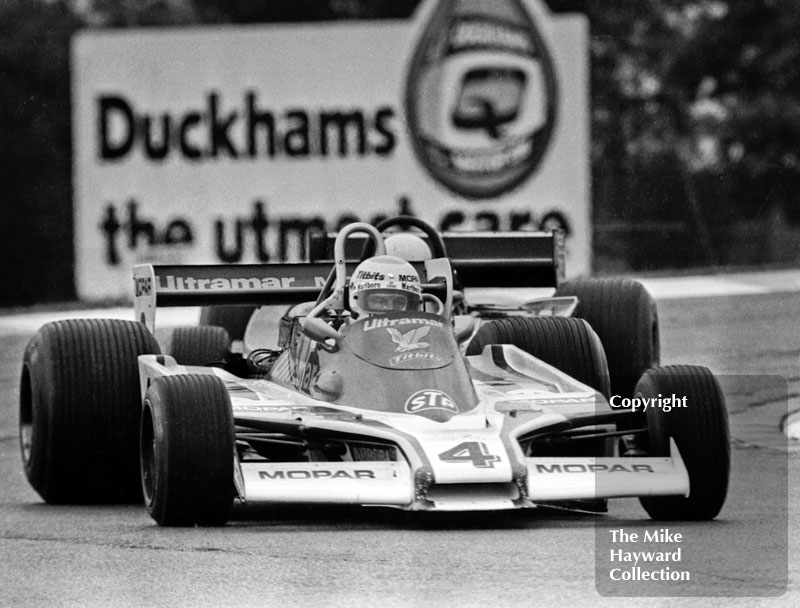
[405,0,559,199]
[404,389,459,422]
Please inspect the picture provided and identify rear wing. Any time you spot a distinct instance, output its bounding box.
[307,230,565,288]
[132,260,449,333]
[133,263,329,333]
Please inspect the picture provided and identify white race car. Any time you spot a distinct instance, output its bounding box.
[19,220,729,526]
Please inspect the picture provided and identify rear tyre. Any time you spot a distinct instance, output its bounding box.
[169,326,231,365]
[555,278,659,399]
[19,319,160,503]
[466,316,611,398]
[140,374,235,526]
[637,365,730,520]
[199,306,256,342]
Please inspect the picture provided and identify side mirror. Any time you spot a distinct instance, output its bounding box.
[301,317,343,352]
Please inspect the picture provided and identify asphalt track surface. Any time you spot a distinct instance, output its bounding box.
[1,279,798,607]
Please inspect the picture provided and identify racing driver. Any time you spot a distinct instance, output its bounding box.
[348,255,422,318]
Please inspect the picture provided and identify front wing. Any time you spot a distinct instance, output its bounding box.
[235,442,688,511]
[139,354,690,512]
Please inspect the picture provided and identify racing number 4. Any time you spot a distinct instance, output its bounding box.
[438,441,501,468]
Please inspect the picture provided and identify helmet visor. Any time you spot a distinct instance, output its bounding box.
[361,289,421,313]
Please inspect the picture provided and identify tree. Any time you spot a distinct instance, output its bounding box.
[587,0,800,267]
[0,0,80,304]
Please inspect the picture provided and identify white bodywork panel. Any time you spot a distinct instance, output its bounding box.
[137,344,691,511]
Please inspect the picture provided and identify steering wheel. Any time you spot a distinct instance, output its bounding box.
[359,216,447,260]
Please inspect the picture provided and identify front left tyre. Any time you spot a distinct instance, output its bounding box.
[140,374,235,526]
[20,318,161,503]
[637,365,730,520]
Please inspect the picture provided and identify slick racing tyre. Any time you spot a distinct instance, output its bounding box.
[637,365,730,520]
[140,374,235,526]
[19,319,160,503]
[169,326,231,365]
[466,316,611,398]
[554,278,659,399]
[199,305,256,342]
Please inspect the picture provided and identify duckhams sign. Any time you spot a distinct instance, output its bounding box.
[73,0,588,299]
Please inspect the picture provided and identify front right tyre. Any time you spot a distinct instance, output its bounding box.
[20,318,160,503]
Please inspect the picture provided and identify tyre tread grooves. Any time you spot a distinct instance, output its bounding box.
[23,319,160,503]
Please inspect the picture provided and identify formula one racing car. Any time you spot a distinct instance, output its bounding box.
[19,220,730,526]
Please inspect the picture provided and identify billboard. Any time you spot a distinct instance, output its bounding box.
[72,0,589,299]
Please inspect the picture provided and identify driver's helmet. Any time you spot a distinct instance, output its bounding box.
[348,255,422,317]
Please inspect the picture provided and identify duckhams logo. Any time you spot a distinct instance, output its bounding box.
[405,0,559,199]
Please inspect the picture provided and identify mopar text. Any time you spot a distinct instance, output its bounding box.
[535,463,655,473]
[258,469,376,480]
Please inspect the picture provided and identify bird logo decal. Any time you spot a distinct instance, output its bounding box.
[387,326,431,352]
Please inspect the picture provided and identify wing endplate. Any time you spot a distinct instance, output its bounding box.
[526,439,690,501]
